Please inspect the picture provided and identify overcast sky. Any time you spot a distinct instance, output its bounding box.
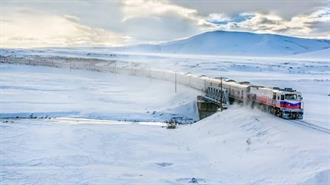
[0,0,329,48]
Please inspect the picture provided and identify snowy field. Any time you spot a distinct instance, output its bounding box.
[0,64,200,123]
[1,107,329,185]
[0,50,330,185]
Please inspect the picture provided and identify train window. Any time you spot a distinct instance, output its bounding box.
[281,95,284,100]
[273,93,276,100]
[285,94,297,100]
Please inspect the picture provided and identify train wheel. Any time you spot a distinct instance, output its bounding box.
[275,109,282,117]
[269,107,274,114]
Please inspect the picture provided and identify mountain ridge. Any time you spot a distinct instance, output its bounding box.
[114,30,330,57]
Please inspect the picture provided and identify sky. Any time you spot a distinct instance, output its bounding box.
[0,0,329,48]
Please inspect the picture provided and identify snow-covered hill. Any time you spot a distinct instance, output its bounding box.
[1,106,329,185]
[293,48,330,59]
[117,31,330,56]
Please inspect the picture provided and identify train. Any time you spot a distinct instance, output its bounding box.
[203,78,304,119]
[0,55,304,119]
[145,69,304,120]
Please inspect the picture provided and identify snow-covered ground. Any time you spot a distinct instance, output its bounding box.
[292,48,330,59]
[0,50,329,185]
[0,64,200,122]
[1,106,329,185]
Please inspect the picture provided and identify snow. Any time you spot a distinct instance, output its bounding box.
[1,48,330,185]
[112,31,330,57]
[0,64,200,123]
[299,169,330,185]
[1,106,329,185]
[293,48,330,60]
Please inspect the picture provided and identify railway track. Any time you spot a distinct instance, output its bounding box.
[290,120,330,134]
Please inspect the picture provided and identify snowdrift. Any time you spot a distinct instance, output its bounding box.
[299,169,330,185]
[1,106,329,185]
[175,106,330,184]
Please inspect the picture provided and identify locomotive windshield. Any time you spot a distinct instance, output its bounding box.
[285,94,297,100]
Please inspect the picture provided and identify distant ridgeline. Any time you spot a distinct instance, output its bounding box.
[111,31,330,57]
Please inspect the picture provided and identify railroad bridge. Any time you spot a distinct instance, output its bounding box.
[197,86,229,120]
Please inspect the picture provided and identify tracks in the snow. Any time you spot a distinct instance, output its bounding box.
[290,120,330,134]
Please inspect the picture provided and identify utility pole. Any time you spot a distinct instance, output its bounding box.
[220,76,223,112]
[175,72,177,93]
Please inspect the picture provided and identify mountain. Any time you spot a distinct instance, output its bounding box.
[116,31,330,57]
[292,48,330,59]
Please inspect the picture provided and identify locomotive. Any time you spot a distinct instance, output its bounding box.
[248,86,303,119]
[204,78,303,119]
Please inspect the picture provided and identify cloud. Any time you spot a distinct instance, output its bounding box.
[207,13,253,25]
[0,9,129,48]
[121,0,211,27]
[208,8,330,39]
[0,0,214,45]
[0,0,329,48]
[119,0,214,42]
[169,0,327,19]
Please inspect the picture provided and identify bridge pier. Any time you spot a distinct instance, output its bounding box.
[197,96,221,120]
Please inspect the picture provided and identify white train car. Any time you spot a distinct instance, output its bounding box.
[222,81,250,103]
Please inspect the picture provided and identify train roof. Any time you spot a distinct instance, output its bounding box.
[251,86,301,94]
[207,86,228,91]
[204,76,301,94]
[223,81,251,88]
